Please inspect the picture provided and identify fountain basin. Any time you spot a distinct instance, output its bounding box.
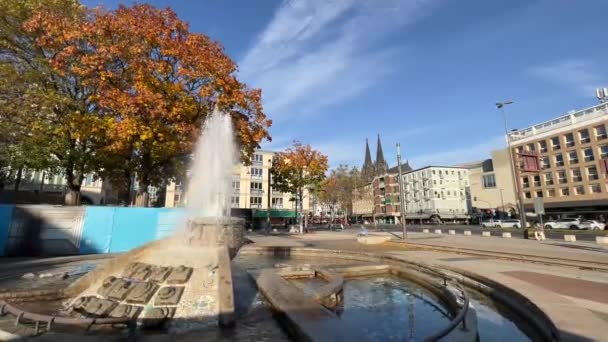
[186,217,245,259]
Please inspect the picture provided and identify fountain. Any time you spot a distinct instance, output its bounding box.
[0,109,557,341]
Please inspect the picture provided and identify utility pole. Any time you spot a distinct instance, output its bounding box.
[496,101,528,234]
[396,143,407,239]
[499,188,505,219]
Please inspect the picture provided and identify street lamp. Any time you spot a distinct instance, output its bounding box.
[266,157,272,234]
[496,100,527,232]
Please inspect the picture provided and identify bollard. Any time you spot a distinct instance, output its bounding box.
[448,230,456,235]
[564,235,576,242]
[482,231,491,237]
[463,230,472,236]
[434,229,442,234]
[422,229,430,233]
[502,232,512,238]
[596,236,608,245]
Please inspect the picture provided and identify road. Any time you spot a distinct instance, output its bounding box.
[311,223,607,242]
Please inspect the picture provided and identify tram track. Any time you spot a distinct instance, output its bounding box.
[387,240,608,272]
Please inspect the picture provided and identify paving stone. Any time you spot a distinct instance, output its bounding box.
[104,278,137,301]
[149,266,172,283]
[72,296,116,317]
[108,304,142,319]
[154,286,185,306]
[141,307,175,329]
[125,281,159,304]
[166,266,193,284]
[123,262,154,281]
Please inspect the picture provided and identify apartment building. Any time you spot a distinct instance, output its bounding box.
[461,149,517,214]
[165,150,311,222]
[373,166,469,224]
[351,183,374,222]
[508,102,608,218]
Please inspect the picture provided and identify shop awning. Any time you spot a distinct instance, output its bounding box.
[254,210,297,218]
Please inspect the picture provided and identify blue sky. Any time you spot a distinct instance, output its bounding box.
[83,0,608,169]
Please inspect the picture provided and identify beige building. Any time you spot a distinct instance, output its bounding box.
[507,102,608,218]
[351,183,374,222]
[462,149,517,213]
[165,150,311,216]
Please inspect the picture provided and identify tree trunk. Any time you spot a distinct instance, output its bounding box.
[14,167,22,191]
[134,181,150,207]
[65,186,81,206]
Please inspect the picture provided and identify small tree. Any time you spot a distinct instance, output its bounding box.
[271,142,328,231]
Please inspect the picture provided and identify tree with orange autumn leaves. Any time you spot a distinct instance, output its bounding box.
[21,3,271,205]
[271,141,328,227]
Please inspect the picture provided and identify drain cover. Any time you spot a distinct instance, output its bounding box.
[125,281,159,304]
[154,286,185,306]
[166,266,193,284]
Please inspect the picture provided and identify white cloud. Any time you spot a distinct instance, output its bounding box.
[530,59,605,95]
[408,135,505,167]
[239,0,438,120]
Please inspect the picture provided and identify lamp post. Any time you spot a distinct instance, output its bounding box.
[266,157,272,234]
[499,188,506,218]
[496,101,527,233]
[396,143,407,240]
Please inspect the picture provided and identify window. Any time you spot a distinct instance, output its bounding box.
[432,170,436,175]
[595,125,607,140]
[561,187,570,196]
[554,153,564,167]
[533,175,541,187]
[252,154,263,163]
[231,196,240,207]
[547,189,555,197]
[524,192,531,199]
[551,137,561,150]
[558,170,567,184]
[250,181,262,191]
[579,129,590,144]
[601,145,608,159]
[564,133,575,147]
[522,176,529,188]
[590,184,602,193]
[232,181,240,191]
[539,140,548,153]
[583,148,594,162]
[587,166,599,181]
[571,168,582,182]
[540,156,550,169]
[544,172,553,185]
[250,196,262,207]
[575,185,585,195]
[250,167,263,177]
[536,191,543,198]
[271,197,283,208]
[515,146,523,154]
[482,174,496,188]
[527,143,536,152]
[568,151,578,164]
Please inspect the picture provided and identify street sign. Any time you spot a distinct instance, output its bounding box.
[534,197,544,215]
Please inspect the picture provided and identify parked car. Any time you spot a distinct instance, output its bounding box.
[481,219,500,228]
[543,218,583,230]
[580,220,606,230]
[495,219,529,229]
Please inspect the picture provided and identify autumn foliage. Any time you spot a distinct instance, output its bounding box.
[271,141,328,220]
[18,3,271,204]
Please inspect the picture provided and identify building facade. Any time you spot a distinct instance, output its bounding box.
[165,150,311,221]
[507,102,608,218]
[461,149,517,215]
[373,166,469,224]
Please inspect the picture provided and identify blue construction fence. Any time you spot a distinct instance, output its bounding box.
[0,205,188,256]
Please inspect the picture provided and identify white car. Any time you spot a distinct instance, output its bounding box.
[580,220,606,230]
[494,219,529,229]
[481,220,500,228]
[544,218,583,230]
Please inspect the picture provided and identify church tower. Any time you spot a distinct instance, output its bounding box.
[361,138,375,182]
[375,134,388,175]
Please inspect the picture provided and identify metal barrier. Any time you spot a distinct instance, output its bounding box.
[0,300,133,335]
[422,291,470,341]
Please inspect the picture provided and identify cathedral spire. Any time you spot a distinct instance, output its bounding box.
[361,138,375,182]
[375,134,388,175]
